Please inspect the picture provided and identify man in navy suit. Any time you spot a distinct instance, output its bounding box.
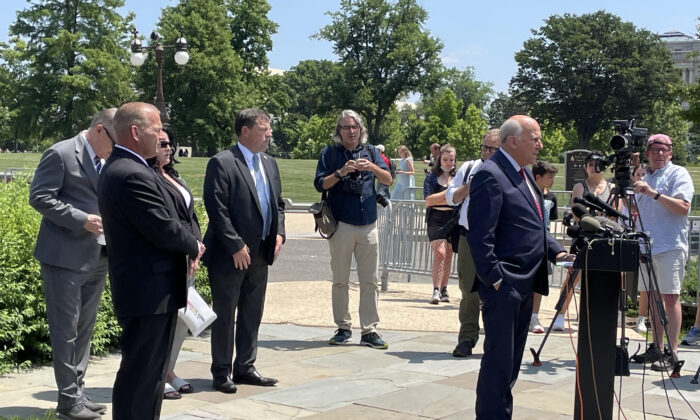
[467,115,573,419]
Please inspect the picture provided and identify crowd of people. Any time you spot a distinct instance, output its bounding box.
[28,104,700,420]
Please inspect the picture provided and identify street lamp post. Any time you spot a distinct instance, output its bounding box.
[130,27,190,124]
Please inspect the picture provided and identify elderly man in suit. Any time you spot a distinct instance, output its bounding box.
[29,108,116,420]
[467,115,574,419]
[203,108,285,393]
[97,102,204,420]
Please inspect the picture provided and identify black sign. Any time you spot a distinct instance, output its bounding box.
[565,149,590,191]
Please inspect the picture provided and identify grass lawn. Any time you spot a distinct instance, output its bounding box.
[4,152,700,204]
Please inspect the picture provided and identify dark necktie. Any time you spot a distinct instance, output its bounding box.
[519,168,543,220]
[94,156,102,174]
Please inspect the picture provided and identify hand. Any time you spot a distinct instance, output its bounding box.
[83,214,103,234]
[232,245,251,270]
[633,180,656,198]
[355,158,373,172]
[340,160,358,177]
[274,234,283,261]
[556,252,576,263]
[188,241,206,278]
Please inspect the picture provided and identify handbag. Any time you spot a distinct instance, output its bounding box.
[309,191,337,239]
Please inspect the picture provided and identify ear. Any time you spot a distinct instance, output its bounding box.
[130,125,139,142]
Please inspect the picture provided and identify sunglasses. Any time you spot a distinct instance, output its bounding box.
[160,141,171,149]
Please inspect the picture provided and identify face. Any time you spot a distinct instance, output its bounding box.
[338,116,361,150]
[431,146,440,158]
[93,123,114,159]
[537,172,555,190]
[511,120,542,166]
[137,108,162,159]
[584,160,602,178]
[240,117,272,153]
[440,151,456,171]
[481,134,500,160]
[632,167,645,182]
[156,131,172,167]
[644,142,672,171]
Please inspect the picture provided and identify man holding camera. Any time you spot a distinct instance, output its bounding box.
[314,109,392,349]
[633,134,694,371]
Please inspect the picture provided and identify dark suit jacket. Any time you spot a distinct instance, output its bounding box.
[202,145,285,270]
[156,171,202,241]
[29,134,104,272]
[97,147,200,319]
[467,149,564,296]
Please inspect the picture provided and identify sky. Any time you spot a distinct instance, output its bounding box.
[0,0,698,95]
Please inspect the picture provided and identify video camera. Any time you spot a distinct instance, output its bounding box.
[593,119,648,193]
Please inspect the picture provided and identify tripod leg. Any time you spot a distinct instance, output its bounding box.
[691,364,700,384]
[530,268,579,366]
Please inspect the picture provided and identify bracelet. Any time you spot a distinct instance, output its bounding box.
[653,192,661,200]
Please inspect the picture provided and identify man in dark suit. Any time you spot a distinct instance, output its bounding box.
[467,115,573,419]
[29,108,116,420]
[203,108,285,393]
[97,102,204,420]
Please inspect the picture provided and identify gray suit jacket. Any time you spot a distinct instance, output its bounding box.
[29,134,104,272]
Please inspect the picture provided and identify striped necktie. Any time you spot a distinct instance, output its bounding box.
[94,156,102,174]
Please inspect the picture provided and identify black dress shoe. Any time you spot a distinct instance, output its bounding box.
[213,377,237,394]
[452,340,474,357]
[233,369,278,387]
[82,399,107,414]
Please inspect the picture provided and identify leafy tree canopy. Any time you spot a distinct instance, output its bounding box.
[510,11,679,149]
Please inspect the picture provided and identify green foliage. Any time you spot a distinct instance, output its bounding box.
[227,0,278,77]
[7,0,135,143]
[642,100,691,164]
[432,67,494,118]
[317,0,443,144]
[290,114,337,159]
[539,126,568,162]
[510,11,679,149]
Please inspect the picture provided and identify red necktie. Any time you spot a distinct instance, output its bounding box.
[519,168,543,220]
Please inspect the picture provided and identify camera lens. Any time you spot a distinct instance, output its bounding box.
[610,134,628,151]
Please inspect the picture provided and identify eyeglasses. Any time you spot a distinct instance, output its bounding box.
[481,145,498,153]
[160,141,171,149]
[649,147,671,154]
[340,125,360,132]
[102,126,115,145]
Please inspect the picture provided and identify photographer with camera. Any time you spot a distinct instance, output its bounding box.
[314,110,392,349]
[631,134,694,371]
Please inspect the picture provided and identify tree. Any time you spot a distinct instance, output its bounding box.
[317,0,443,144]
[8,0,135,142]
[486,92,529,128]
[281,60,347,117]
[137,0,265,155]
[436,67,493,118]
[510,11,679,149]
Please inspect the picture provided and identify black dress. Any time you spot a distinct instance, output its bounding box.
[425,183,456,241]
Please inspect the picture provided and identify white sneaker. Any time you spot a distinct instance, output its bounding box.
[430,289,440,304]
[552,314,565,331]
[635,316,647,333]
[530,315,544,333]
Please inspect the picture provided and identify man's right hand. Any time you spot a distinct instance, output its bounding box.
[233,245,251,270]
[83,214,103,234]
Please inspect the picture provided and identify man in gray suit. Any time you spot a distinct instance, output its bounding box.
[29,108,116,420]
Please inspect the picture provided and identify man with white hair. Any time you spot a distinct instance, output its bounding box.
[632,133,694,371]
[314,110,393,349]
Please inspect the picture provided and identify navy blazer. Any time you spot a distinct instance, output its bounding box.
[466,149,564,296]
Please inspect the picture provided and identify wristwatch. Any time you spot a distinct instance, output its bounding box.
[653,192,661,200]
[334,170,342,179]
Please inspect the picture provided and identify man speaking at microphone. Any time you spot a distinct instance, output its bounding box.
[467,115,574,419]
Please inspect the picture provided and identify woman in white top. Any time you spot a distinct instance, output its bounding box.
[391,145,415,200]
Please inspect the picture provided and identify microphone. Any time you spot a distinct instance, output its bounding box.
[583,192,628,220]
[571,203,591,219]
[566,224,582,238]
[579,216,602,233]
[573,196,605,214]
[594,216,625,233]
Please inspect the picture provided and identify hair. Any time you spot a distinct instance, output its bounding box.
[632,163,646,177]
[332,109,368,145]
[89,108,117,129]
[430,143,441,151]
[532,160,558,178]
[431,144,457,177]
[234,108,270,136]
[113,102,157,142]
[498,119,523,144]
[584,150,604,163]
[483,128,500,142]
[146,126,180,178]
[397,145,413,159]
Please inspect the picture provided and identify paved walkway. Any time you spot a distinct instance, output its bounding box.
[1,214,699,419]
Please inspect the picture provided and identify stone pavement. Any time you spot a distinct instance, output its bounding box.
[1,213,699,419]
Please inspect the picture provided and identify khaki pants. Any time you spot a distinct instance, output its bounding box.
[328,221,380,335]
[457,234,480,345]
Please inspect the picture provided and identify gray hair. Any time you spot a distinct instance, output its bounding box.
[332,109,368,144]
[483,128,500,142]
[89,107,117,129]
[499,119,522,144]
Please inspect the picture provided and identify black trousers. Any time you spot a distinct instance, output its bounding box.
[209,250,268,380]
[112,312,177,420]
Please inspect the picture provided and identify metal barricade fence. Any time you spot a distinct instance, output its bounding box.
[362,200,700,304]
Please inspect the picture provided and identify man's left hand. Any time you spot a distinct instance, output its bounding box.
[556,252,576,263]
[274,234,283,261]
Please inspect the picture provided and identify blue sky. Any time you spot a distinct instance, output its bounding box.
[1,0,698,94]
